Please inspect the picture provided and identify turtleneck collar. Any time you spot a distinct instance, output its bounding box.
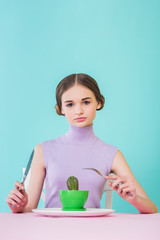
[65,123,96,143]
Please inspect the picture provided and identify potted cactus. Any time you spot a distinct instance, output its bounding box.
[67,176,79,190]
[59,176,89,211]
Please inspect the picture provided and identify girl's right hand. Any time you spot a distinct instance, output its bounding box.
[6,181,28,213]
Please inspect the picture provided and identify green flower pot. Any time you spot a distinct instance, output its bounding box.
[59,190,89,211]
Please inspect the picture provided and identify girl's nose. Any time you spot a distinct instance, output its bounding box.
[75,105,84,115]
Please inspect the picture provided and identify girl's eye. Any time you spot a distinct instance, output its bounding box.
[84,101,90,105]
[66,103,73,107]
[66,101,90,108]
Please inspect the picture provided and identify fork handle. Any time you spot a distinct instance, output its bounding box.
[106,179,133,197]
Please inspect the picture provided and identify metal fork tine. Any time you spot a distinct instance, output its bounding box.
[82,168,104,178]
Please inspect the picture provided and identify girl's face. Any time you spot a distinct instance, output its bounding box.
[61,84,101,127]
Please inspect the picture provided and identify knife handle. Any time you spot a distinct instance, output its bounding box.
[12,184,24,208]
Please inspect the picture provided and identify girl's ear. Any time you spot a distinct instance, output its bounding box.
[96,101,101,110]
[61,107,65,115]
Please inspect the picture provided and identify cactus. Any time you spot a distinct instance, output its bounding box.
[67,176,79,190]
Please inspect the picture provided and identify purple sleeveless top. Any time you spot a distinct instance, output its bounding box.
[40,124,118,208]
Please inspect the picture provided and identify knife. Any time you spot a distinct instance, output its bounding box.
[12,149,34,208]
[21,149,34,186]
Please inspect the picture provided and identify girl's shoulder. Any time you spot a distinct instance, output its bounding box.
[96,136,118,151]
[39,134,65,147]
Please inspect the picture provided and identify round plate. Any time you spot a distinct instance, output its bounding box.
[32,208,115,217]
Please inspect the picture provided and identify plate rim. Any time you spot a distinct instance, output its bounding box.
[32,208,115,216]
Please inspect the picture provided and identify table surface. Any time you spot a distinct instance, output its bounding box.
[0,211,160,240]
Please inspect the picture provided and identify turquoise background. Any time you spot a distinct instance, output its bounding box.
[0,0,159,213]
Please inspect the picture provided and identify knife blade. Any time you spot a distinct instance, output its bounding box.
[12,149,34,208]
[21,149,34,185]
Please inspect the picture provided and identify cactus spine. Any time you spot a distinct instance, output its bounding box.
[67,176,79,190]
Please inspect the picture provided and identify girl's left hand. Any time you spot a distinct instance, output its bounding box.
[105,175,136,203]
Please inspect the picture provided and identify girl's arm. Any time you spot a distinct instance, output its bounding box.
[23,144,46,212]
[106,150,158,214]
[6,144,46,213]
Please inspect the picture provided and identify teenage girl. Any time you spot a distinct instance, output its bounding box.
[6,73,158,213]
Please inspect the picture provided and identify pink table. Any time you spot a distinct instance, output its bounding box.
[0,212,160,240]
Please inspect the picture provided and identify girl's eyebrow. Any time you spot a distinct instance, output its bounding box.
[64,97,91,103]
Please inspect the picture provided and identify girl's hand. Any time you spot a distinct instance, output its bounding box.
[6,181,28,213]
[105,175,136,203]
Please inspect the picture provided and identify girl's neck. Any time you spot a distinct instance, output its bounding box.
[65,123,95,143]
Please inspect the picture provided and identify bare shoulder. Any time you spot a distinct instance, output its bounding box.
[25,144,46,210]
[32,144,45,170]
[111,150,129,174]
[111,149,149,199]
[34,143,43,152]
[111,149,137,177]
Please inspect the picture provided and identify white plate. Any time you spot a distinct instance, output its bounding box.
[32,208,115,217]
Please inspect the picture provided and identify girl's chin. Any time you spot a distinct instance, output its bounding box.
[70,121,93,127]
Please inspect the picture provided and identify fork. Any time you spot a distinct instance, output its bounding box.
[82,167,133,197]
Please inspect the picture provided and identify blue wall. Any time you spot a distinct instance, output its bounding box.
[0,0,159,213]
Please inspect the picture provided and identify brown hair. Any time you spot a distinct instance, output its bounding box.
[55,73,105,116]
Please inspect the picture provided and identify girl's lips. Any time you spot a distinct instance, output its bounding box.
[75,117,86,122]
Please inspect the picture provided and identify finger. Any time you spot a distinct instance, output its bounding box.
[117,186,123,195]
[116,182,129,194]
[6,197,20,208]
[106,175,128,183]
[9,190,26,204]
[107,181,112,186]
[15,185,26,197]
[118,182,129,191]
[113,176,129,187]
[11,189,26,202]
[112,178,122,188]
[105,175,118,180]
[122,187,134,196]
[15,181,25,191]
[121,190,127,198]
[8,193,25,206]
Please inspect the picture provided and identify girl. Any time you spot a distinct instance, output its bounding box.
[6,73,158,213]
